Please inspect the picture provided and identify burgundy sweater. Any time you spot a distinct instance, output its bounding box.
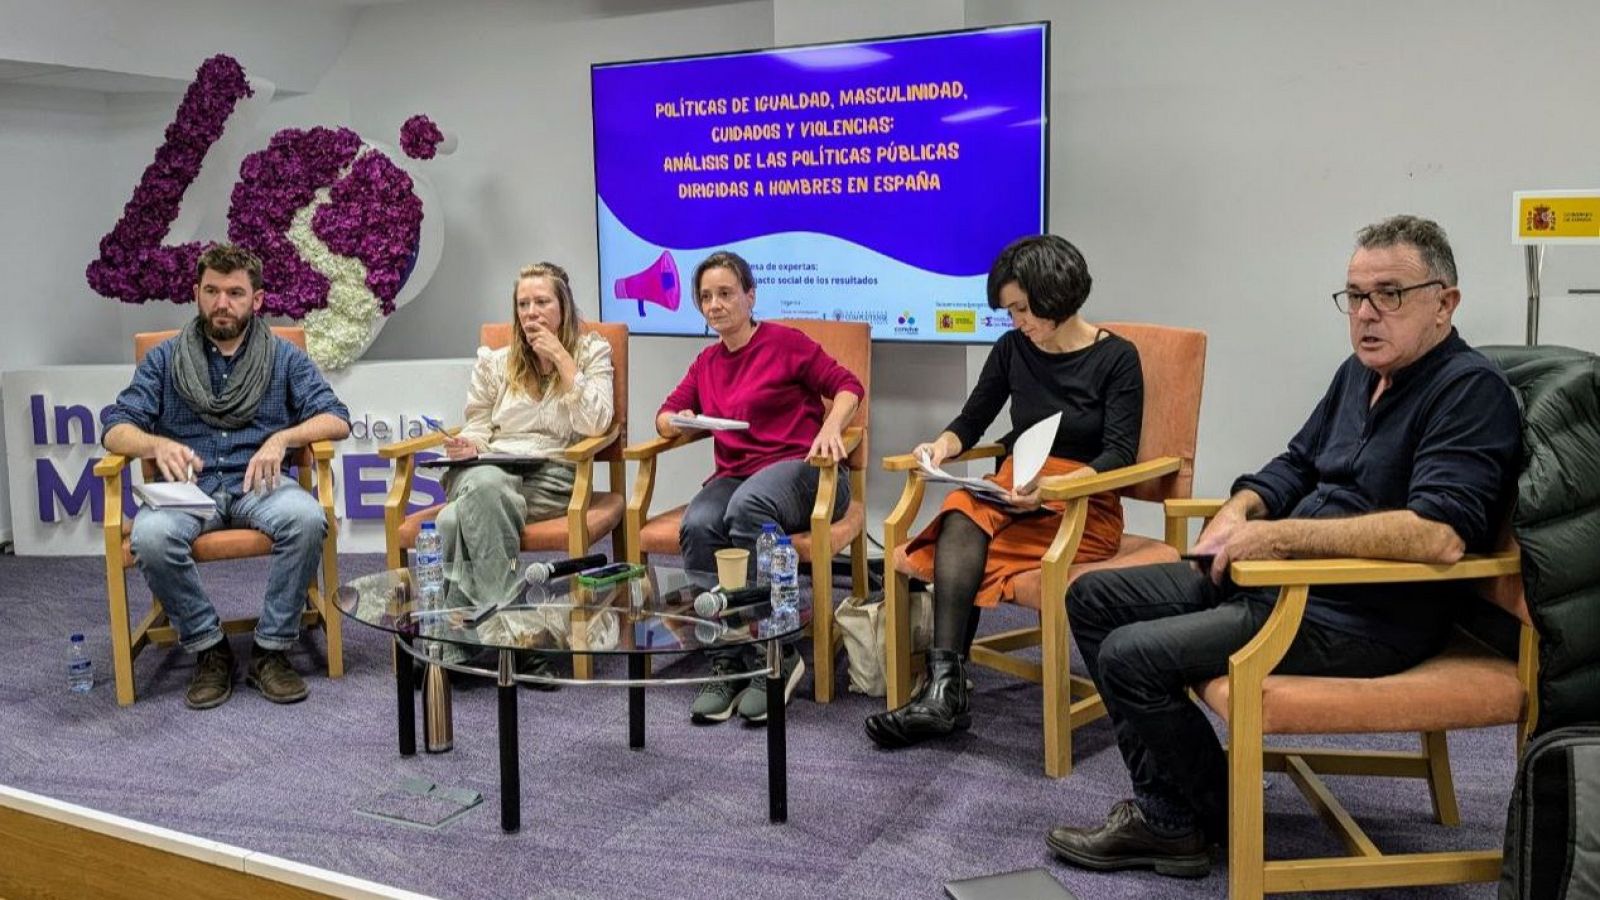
[660,322,864,481]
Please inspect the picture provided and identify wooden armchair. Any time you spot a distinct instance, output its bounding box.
[1167,500,1533,899]
[882,322,1207,777]
[624,319,870,702]
[380,321,629,679]
[98,327,342,706]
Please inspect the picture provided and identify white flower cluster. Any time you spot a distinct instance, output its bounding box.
[287,149,384,371]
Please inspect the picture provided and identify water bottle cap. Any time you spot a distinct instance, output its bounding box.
[762,523,778,533]
[776,534,792,545]
[420,521,437,531]
[70,633,85,642]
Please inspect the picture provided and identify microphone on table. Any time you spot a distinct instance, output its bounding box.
[523,553,608,585]
[693,583,771,617]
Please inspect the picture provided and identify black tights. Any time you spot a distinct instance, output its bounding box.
[931,512,989,655]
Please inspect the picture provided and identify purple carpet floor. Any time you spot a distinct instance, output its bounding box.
[0,550,1513,899]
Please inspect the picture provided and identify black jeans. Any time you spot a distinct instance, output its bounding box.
[1068,562,1432,836]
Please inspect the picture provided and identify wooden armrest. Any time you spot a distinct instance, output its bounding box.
[378,429,450,459]
[308,440,335,461]
[808,427,863,467]
[1228,552,1521,588]
[622,430,706,460]
[1039,457,1181,501]
[94,453,131,477]
[882,442,1005,471]
[1165,498,1226,520]
[562,426,620,462]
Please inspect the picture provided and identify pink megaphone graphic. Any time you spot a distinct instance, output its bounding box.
[614,250,680,316]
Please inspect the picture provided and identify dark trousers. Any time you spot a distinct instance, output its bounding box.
[1068,562,1430,835]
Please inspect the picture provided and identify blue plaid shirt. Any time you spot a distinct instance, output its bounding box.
[102,325,351,496]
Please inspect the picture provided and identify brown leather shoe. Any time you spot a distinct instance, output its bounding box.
[185,641,235,710]
[247,647,308,704]
[1047,799,1210,878]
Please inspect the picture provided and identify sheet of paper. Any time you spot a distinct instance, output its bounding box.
[1010,412,1062,489]
[914,454,1007,495]
[668,413,749,431]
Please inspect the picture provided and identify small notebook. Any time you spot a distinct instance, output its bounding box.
[944,868,1078,900]
[668,413,748,431]
[419,452,556,470]
[133,481,216,519]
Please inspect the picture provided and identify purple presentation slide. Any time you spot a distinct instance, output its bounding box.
[592,23,1048,343]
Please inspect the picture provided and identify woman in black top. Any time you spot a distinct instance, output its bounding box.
[866,234,1144,748]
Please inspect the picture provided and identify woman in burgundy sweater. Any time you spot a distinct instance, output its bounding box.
[656,250,864,725]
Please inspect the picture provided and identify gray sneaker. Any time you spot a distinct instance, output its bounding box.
[737,650,806,724]
[690,656,748,724]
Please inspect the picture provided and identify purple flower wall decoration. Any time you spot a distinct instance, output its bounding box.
[84,54,450,368]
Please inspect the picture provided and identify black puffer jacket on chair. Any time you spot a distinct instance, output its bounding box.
[1482,344,1600,734]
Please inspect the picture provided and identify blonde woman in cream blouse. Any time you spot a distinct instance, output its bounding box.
[432,263,613,676]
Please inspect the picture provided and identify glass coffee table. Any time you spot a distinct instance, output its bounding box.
[336,560,808,833]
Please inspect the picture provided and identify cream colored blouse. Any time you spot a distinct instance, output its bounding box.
[456,331,614,459]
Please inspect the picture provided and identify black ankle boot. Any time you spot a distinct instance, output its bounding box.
[864,649,971,748]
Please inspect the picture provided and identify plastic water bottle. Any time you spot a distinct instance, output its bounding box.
[755,522,782,586]
[67,633,93,693]
[770,534,799,616]
[415,521,445,611]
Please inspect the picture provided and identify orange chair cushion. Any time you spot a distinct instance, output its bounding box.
[1196,634,1525,734]
[120,525,274,566]
[892,532,1180,610]
[395,492,624,552]
[637,499,864,563]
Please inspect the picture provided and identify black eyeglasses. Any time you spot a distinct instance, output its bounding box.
[1332,280,1444,315]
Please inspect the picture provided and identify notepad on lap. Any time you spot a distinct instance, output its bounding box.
[133,481,216,519]
[944,868,1078,900]
[668,413,748,431]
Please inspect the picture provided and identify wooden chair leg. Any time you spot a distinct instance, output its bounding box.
[811,543,835,704]
[1423,730,1461,826]
[1040,592,1072,778]
[851,530,868,598]
[884,569,913,709]
[106,560,137,707]
[573,653,594,680]
[321,532,343,678]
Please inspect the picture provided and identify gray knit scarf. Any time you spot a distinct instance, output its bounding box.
[171,316,274,430]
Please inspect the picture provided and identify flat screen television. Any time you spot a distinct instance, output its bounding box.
[591,22,1049,343]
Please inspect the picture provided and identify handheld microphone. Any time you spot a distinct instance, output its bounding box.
[523,553,608,585]
[693,584,770,617]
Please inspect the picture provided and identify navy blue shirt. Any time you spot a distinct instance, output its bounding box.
[1232,329,1521,651]
[102,323,351,497]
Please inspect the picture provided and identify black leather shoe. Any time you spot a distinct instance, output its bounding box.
[185,640,235,710]
[1047,800,1210,878]
[864,649,970,748]
[516,651,562,692]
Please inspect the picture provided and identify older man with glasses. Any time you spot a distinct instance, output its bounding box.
[1045,215,1523,878]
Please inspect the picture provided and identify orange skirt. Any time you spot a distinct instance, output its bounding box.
[901,456,1123,608]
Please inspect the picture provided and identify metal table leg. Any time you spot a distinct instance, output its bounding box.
[766,639,787,823]
[628,654,646,749]
[396,637,415,757]
[497,649,520,833]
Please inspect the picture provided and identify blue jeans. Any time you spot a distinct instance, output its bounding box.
[129,481,327,653]
[681,459,849,665]
[680,459,850,579]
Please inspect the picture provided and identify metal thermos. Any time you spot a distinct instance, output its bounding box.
[421,652,454,753]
